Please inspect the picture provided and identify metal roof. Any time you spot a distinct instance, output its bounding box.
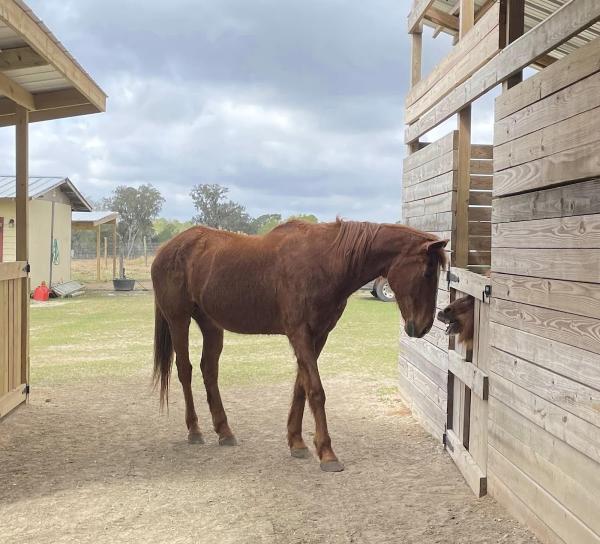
[0,176,92,211]
[72,211,119,227]
[424,0,600,60]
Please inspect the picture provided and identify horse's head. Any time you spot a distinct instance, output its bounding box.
[386,238,448,338]
[437,296,475,346]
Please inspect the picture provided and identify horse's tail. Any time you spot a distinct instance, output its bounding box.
[153,302,173,410]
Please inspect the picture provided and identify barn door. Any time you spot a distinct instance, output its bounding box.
[445,267,491,497]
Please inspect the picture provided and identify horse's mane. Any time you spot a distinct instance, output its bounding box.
[332,219,381,275]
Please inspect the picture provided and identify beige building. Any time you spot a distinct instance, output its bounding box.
[0,176,91,289]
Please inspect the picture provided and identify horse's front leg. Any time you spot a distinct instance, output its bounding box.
[287,333,329,459]
[288,328,343,472]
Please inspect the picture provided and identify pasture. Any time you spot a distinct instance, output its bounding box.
[0,291,536,543]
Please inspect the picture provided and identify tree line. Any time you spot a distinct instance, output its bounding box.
[74,183,319,259]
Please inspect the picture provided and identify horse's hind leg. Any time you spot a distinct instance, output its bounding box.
[196,319,236,446]
[170,316,204,443]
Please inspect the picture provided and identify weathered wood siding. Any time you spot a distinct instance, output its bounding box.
[400,132,492,440]
[490,37,600,544]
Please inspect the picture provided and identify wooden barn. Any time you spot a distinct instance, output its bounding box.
[401,1,600,543]
[0,0,105,419]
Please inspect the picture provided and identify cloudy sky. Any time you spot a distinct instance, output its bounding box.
[1,1,495,223]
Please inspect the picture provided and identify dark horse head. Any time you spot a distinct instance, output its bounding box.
[386,236,448,339]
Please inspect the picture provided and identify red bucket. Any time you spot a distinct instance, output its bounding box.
[33,282,50,302]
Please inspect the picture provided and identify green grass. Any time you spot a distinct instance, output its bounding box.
[30,291,400,388]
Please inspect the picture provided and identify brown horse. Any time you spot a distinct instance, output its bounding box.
[437,296,475,350]
[151,219,447,472]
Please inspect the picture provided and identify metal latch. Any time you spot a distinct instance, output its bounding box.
[23,263,30,274]
[483,284,492,302]
[446,270,459,290]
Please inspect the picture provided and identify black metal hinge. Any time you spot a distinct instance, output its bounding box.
[483,284,492,302]
[446,270,459,290]
[23,263,30,274]
[24,384,30,396]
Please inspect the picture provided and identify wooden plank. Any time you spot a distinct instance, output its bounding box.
[491,346,600,427]
[492,247,600,283]
[492,214,600,249]
[0,45,47,71]
[400,337,448,383]
[455,107,471,267]
[406,4,499,108]
[448,266,490,299]
[0,383,26,419]
[0,103,100,128]
[492,273,600,321]
[445,428,486,497]
[491,298,600,357]
[490,397,600,538]
[403,132,457,174]
[405,0,600,143]
[496,35,600,121]
[494,73,600,146]
[15,105,28,389]
[500,0,525,89]
[469,236,491,251]
[494,105,600,172]
[468,221,491,236]
[403,149,457,186]
[469,192,491,206]
[408,0,437,33]
[471,144,493,159]
[490,320,600,393]
[492,179,600,224]
[403,171,457,203]
[448,349,488,399]
[0,70,34,110]
[0,261,27,281]
[425,8,459,32]
[470,159,493,175]
[403,192,455,218]
[0,0,106,112]
[406,21,500,123]
[468,207,491,221]
[468,251,490,266]
[404,359,448,410]
[494,137,600,197]
[0,281,7,394]
[488,446,599,544]
[405,212,454,232]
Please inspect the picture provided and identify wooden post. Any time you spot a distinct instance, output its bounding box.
[408,24,423,155]
[96,225,101,281]
[143,236,148,267]
[112,220,117,279]
[15,104,29,387]
[500,0,525,90]
[104,236,108,268]
[455,0,475,269]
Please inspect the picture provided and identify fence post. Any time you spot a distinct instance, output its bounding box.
[143,236,148,266]
[104,237,108,269]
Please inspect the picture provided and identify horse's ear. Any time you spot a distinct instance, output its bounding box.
[425,239,449,254]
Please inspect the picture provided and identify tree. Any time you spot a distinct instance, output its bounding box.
[103,184,165,259]
[190,184,252,233]
[288,214,318,224]
[251,214,282,235]
[153,218,193,244]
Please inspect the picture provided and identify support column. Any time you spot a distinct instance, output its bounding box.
[408,23,423,155]
[112,221,117,279]
[15,104,29,387]
[501,0,525,90]
[96,225,101,281]
[455,0,475,269]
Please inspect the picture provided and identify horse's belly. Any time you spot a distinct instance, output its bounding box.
[200,291,284,335]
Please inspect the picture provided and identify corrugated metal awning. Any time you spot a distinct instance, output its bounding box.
[0,176,92,211]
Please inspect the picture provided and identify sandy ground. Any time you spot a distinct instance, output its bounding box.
[0,374,538,544]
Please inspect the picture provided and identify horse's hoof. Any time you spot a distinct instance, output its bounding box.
[320,460,345,472]
[219,435,238,447]
[290,447,311,459]
[188,432,205,444]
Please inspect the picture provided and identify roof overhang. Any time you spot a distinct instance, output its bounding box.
[0,0,106,127]
[72,211,119,229]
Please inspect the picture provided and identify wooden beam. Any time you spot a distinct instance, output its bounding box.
[15,104,28,389]
[410,27,423,88]
[0,88,91,117]
[113,221,117,280]
[408,0,437,33]
[0,46,47,71]
[0,103,98,127]
[0,0,106,112]
[405,0,600,143]
[0,70,34,110]
[501,0,525,89]
[425,8,460,32]
[96,225,101,281]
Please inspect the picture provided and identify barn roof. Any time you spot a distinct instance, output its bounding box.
[0,0,106,126]
[72,211,119,228]
[419,0,600,61]
[0,175,92,211]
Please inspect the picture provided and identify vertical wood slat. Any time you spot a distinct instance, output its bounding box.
[1,281,7,394]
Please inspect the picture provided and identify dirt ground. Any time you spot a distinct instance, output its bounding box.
[0,374,538,544]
